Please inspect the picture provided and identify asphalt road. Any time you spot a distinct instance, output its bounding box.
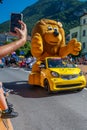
[0,67,87,130]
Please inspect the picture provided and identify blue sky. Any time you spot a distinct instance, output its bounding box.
[0,0,87,24]
[0,0,38,24]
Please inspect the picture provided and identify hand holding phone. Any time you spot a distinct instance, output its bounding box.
[10,13,23,33]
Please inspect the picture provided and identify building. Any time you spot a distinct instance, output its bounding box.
[69,12,87,56]
[0,32,16,45]
[0,33,8,45]
[0,32,31,44]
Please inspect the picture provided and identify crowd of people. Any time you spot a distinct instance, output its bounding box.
[74,56,87,65]
[69,55,87,65]
[0,55,36,69]
[1,54,87,71]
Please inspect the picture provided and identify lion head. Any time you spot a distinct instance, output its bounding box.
[31,19,66,57]
[32,19,65,47]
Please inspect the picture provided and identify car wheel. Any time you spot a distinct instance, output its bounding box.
[44,79,51,94]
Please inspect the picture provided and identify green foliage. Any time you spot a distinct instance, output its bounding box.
[16,41,31,57]
[4,40,31,57]
[0,21,9,32]
[22,0,86,35]
[0,0,3,3]
[0,0,86,35]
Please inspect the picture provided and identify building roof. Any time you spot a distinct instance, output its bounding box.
[80,12,87,18]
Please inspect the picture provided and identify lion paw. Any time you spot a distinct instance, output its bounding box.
[67,38,81,55]
[31,33,43,57]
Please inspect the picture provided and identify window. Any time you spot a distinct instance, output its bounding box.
[83,42,85,49]
[71,32,78,38]
[83,30,86,36]
[83,19,86,24]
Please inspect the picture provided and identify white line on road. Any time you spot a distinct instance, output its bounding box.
[9,67,31,73]
[84,88,87,90]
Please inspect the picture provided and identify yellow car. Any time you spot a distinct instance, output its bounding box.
[29,57,86,93]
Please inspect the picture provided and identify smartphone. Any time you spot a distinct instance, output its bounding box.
[10,13,23,33]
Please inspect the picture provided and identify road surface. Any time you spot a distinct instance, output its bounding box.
[0,67,87,130]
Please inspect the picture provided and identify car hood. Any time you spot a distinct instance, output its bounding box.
[49,68,81,75]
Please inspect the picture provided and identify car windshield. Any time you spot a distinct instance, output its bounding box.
[47,58,76,68]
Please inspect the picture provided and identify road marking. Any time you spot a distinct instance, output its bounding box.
[20,68,31,73]
[9,67,19,70]
[9,67,30,73]
[84,88,87,90]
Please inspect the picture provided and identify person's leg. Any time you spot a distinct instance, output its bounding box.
[0,82,18,119]
[2,83,13,108]
[0,82,8,110]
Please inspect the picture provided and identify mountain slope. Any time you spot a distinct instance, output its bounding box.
[0,0,87,35]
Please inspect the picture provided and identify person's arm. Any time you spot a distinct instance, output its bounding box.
[0,21,27,59]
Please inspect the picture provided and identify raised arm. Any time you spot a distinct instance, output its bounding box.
[0,21,27,59]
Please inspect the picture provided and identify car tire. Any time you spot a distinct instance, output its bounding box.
[44,79,52,94]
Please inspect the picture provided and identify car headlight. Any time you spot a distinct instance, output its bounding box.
[79,71,83,76]
[51,71,60,77]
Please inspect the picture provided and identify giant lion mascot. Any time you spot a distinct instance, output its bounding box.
[29,19,81,85]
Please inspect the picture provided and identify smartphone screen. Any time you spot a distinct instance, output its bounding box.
[10,13,23,33]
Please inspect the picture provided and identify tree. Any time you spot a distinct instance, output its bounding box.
[0,0,3,3]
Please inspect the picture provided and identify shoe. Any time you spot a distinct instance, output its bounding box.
[1,109,18,119]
